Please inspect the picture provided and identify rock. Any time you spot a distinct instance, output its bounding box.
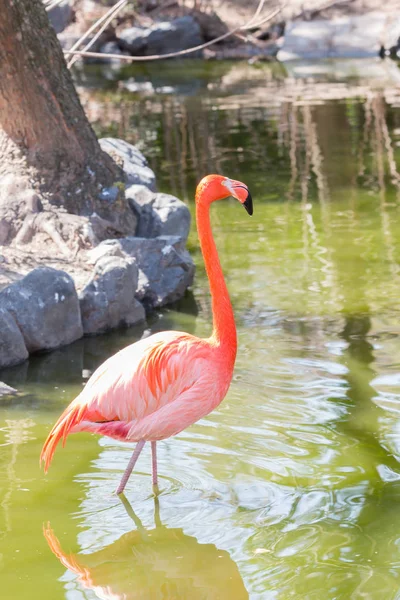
[90,236,194,310]
[130,236,194,309]
[118,27,148,54]
[193,10,228,41]
[99,41,130,64]
[0,381,18,397]
[0,309,29,368]
[152,194,191,241]
[126,236,194,309]
[278,13,400,61]
[100,138,148,168]
[99,138,157,191]
[0,268,83,353]
[86,240,126,265]
[126,186,191,242]
[118,16,203,57]
[79,255,145,334]
[48,0,73,34]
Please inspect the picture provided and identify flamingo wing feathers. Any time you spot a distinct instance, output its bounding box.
[40,331,211,471]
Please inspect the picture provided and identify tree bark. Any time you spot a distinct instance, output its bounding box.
[0,0,135,248]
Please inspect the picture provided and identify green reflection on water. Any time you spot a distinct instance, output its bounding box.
[2,60,400,599]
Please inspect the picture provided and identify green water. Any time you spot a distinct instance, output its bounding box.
[2,60,400,599]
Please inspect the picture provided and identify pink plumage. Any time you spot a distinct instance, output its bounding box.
[40,174,253,494]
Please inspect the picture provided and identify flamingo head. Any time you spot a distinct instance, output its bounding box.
[196,174,253,215]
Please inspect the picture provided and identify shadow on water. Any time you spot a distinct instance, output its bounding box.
[44,495,249,599]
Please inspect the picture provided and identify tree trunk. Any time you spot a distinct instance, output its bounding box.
[0,0,135,249]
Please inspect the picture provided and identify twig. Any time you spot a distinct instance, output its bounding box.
[67,0,128,68]
[250,7,286,31]
[245,0,266,28]
[40,219,71,257]
[45,0,66,12]
[64,4,283,63]
[66,0,128,62]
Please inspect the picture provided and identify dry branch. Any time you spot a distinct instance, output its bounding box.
[66,0,128,63]
[67,0,129,68]
[64,2,284,64]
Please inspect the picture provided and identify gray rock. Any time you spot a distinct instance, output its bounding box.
[99,41,129,64]
[118,16,203,57]
[108,236,194,309]
[118,27,148,54]
[79,255,145,334]
[99,138,157,191]
[0,268,83,353]
[126,186,191,242]
[152,194,191,241]
[0,381,18,397]
[0,309,29,368]
[86,240,126,265]
[90,236,194,310]
[48,0,73,34]
[99,138,148,168]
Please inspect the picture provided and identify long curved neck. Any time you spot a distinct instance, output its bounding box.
[196,194,237,362]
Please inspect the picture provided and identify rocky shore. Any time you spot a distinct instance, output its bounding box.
[49,0,400,63]
[0,138,194,372]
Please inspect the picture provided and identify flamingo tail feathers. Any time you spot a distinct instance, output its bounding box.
[40,401,87,473]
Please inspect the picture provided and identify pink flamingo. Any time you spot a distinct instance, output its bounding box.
[40,174,253,494]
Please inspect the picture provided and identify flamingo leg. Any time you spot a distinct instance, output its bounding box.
[116,440,145,495]
[151,441,158,487]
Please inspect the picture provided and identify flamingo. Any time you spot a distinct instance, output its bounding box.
[40,174,253,495]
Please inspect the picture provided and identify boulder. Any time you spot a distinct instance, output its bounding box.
[99,41,130,64]
[79,255,145,334]
[48,0,73,34]
[86,241,126,265]
[99,138,157,191]
[0,381,18,397]
[0,309,29,368]
[193,10,228,41]
[118,16,203,57]
[126,185,191,242]
[90,236,195,309]
[0,268,83,353]
[152,194,191,241]
[117,27,147,54]
[126,236,194,309]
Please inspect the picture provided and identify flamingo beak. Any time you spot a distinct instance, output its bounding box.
[243,191,253,216]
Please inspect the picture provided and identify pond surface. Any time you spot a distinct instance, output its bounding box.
[2,59,400,599]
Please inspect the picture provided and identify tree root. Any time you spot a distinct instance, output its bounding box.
[14,212,94,258]
[12,208,134,260]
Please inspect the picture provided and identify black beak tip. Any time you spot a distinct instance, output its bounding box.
[243,192,253,216]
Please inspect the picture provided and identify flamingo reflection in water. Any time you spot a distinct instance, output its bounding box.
[44,495,249,599]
